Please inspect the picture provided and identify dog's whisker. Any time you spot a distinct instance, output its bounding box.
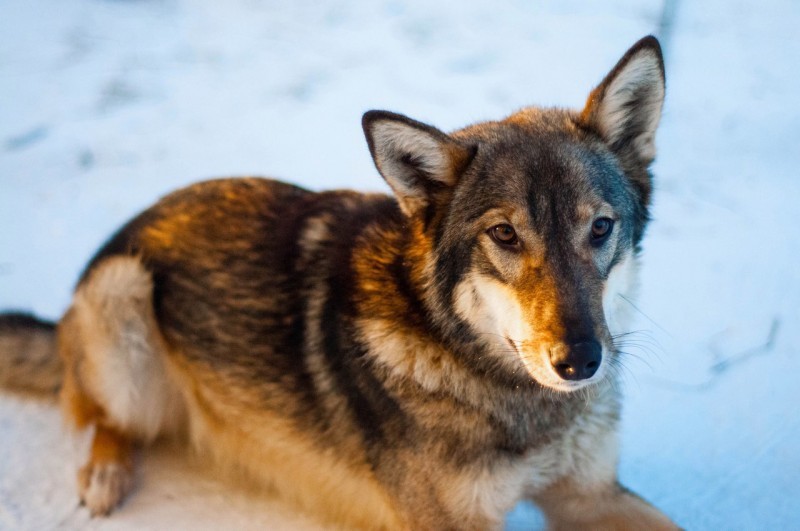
[616,295,672,338]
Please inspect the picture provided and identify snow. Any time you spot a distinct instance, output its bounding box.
[1,0,798,529]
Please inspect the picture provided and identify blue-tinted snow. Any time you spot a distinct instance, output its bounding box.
[1,0,798,528]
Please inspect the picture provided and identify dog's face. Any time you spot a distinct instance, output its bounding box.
[442,122,645,392]
[364,37,665,392]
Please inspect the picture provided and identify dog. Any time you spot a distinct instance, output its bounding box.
[0,36,677,529]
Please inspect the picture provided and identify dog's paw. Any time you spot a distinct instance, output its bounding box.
[78,461,133,516]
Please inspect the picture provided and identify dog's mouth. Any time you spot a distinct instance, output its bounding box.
[503,335,604,392]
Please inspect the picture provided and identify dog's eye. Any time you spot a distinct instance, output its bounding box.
[590,218,614,244]
[489,224,519,246]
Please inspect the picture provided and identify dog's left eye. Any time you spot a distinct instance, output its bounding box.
[590,218,614,244]
[489,224,519,246]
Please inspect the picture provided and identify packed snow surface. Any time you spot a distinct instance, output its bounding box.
[2,0,798,529]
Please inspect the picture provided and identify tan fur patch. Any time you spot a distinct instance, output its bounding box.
[59,256,186,440]
[168,361,406,530]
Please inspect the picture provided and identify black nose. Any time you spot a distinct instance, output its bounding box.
[550,340,602,381]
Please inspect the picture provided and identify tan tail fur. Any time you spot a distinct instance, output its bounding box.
[0,312,63,397]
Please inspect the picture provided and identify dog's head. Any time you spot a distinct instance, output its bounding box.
[363,37,665,392]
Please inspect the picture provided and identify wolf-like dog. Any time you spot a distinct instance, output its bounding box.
[0,36,677,529]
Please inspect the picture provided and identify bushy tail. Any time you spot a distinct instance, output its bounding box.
[0,312,62,397]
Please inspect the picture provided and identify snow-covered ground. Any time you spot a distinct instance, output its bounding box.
[2,0,798,528]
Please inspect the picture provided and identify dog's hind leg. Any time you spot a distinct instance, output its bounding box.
[58,256,185,515]
[76,424,135,516]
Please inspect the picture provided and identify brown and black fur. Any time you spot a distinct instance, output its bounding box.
[0,37,677,529]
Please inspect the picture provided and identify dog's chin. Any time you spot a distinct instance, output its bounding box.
[536,375,599,393]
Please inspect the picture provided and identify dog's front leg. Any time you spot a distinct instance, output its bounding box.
[531,477,679,531]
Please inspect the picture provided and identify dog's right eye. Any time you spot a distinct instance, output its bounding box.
[489,224,519,247]
[590,218,614,246]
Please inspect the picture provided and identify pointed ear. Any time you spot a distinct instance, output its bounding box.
[581,36,665,166]
[362,110,476,217]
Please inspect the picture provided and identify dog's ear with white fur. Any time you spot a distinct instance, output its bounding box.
[363,111,476,218]
[582,36,665,166]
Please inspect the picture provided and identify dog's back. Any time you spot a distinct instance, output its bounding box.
[57,177,410,526]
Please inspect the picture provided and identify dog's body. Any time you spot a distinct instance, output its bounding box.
[0,37,677,529]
